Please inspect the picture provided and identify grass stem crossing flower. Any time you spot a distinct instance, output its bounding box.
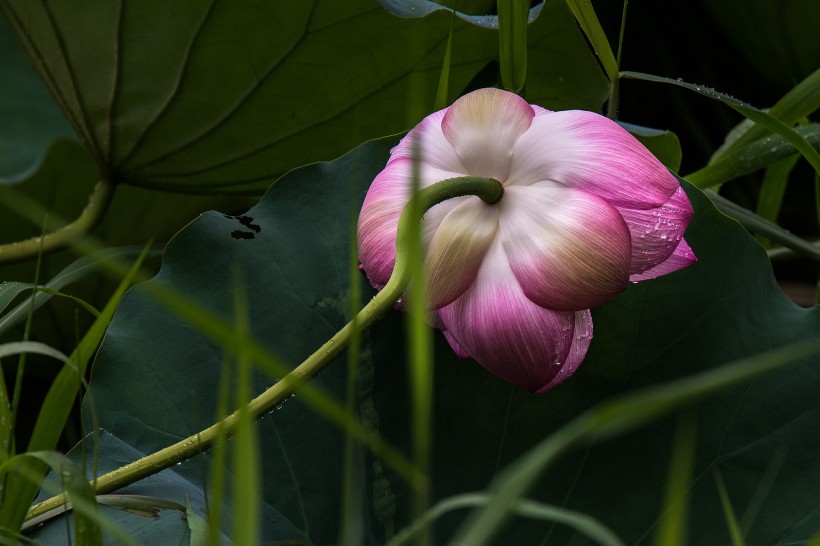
[358,88,695,392]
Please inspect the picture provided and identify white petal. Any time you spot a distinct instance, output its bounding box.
[498,185,632,311]
[389,108,468,174]
[425,198,499,308]
[508,110,679,208]
[441,88,534,181]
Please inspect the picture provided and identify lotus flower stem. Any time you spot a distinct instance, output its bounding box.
[26,175,503,523]
[0,180,115,265]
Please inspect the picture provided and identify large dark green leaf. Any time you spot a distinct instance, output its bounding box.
[35,134,820,544]
[0,138,246,350]
[0,0,607,193]
[0,13,72,181]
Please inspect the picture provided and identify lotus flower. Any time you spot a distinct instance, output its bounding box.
[358,88,696,393]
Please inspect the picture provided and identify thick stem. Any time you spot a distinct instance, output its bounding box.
[606,0,628,120]
[26,175,503,522]
[0,180,115,265]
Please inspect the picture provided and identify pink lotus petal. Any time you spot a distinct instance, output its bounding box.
[437,242,592,392]
[498,185,632,311]
[617,186,695,276]
[357,158,465,289]
[536,310,593,393]
[441,88,535,182]
[507,110,679,209]
[389,108,468,174]
[630,238,697,282]
[425,198,499,309]
[442,329,471,359]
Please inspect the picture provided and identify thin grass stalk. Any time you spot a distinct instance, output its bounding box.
[654,414,696,546]
[340,211,365,546]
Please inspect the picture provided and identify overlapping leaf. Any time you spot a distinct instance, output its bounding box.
[1,0,607,193]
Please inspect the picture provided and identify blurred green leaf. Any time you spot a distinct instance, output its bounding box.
[497,0,529,93]
[620,72,820,179]
[713,468,746,546]
[654,417,696,546]
[713,67,820,161]
[230,280,261,546]
[563,0,618,81]
[386,492,625,546]
[687,125,820,188]
[755,154,801,247]
[1,0,606,193]
[35,134,820,544]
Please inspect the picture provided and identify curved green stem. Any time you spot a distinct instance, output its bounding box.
[0,180,115,265]
[26,175,503,522]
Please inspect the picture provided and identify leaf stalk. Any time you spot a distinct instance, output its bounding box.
[0,180,115,265]
[26,175,504,522]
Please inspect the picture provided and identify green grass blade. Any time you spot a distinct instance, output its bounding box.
[807,529,820,546]
[0,341,71,362]
[340,209,365,545]
[407,145,434,542]
[206,358,232,546]
[0,245,150,533]
[715,67,820,159]
[3,452,103,546]
[712,468,746,546]
[685,124,820,188]
[187,497,210,546]
[5,164,421,492]
[0,356,10,467]
[816,172,820,232]
[0,282,34,316]
[564,0,618,81]
[654,416,696,546]
[705,190,820,262]
[386,492,624,546]
[451,337,820,545]
[230,271,260,546]
[434,2,457,111]
[498,0,529,93]
[0,246,156,336]
[33,287,100,318]
[755,154,800,247]
[29,244,150,454]
[619,72,820,179]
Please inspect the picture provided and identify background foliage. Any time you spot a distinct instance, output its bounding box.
[1,0,819,544]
